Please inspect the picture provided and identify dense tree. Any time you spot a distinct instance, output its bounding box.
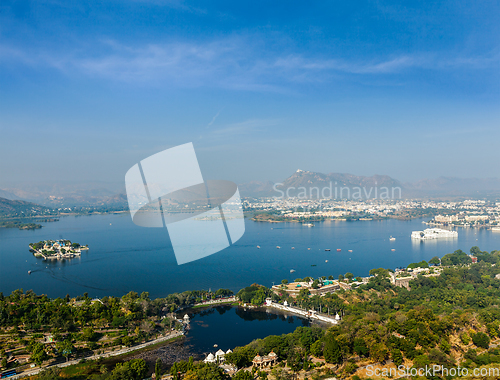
[412,354,430,369]
[30,342,49,367]
[271,368,292,380]
[429,256,440,265]
[56,339,74,362]
[183,363,228,380]
[353,338,369,357]
[408,260,429,269]
[470,246,482,256]
[323,335,342,364]
[310,340,323,357]
[369,268,390,278]
[226,346,258,368]
[472,332,490,349]
[215,289,233,297]
[441,250,472,266]
[287,348,305,372]
[369,343,388,362]
[155,358,162,379]
[82,327,97,342]
[391,349,403,366]
[237,285,270,305]
[233,370,254,380]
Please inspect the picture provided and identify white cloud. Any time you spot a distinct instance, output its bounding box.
[207,109,223,128]
[1,35,498,91]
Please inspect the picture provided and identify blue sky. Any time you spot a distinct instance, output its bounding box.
[0,0,499,186]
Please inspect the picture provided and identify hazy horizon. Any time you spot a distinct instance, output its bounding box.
[1,1,499,186]
[2,170,500,189]
[3,169,500,202]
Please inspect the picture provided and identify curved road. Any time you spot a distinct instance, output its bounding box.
[10,331,183,379]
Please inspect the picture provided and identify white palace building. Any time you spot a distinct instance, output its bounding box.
[204,349,232,364]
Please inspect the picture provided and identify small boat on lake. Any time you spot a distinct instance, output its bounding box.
[290,269,296,273]
[257,246,261,249]
[337,249,341,252]
[276,246,281,249]
[348,250,353,253]
[325,249,331,251]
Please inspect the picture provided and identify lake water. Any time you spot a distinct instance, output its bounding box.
[0,213,499,298]
[180,305,311,357]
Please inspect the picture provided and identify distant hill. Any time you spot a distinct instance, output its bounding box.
[0,197,53,218]
[238,181,275,198]
[102,193,128,206]
[3,172,500,205]
[406,177,500,196]
[3,182,126,207]
[239,170,500,198]
[239,169,404,198]
[0,189,22,201]
[278,169,402,189]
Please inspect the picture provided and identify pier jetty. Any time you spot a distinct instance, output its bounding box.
[265,298,340,324]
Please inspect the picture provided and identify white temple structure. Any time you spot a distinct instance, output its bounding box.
[252,351,278,367]
[204,353,215,363]
[204,348,232,364]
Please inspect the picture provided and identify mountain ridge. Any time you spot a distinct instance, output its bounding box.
[3,171,500,203]
[0,197,53,218]
[238,170,500,198]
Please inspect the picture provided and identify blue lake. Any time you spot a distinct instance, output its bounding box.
[181,305,311,357]
[0,214,499,298]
